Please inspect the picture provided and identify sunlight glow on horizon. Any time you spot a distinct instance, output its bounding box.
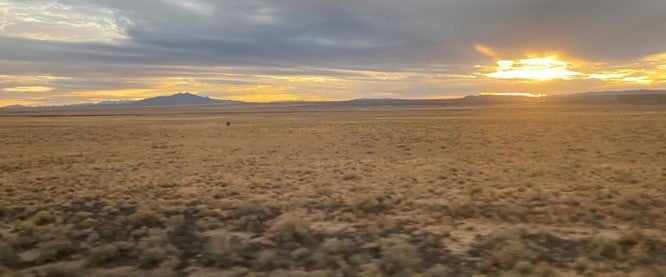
[2,51,665,106]
[486,56,582,81]
[479,92,546,97]
[479,50,665,86]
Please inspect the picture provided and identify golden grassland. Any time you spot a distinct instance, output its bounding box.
[0,106,664,276]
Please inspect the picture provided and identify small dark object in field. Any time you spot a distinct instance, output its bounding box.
[226,121,231,126]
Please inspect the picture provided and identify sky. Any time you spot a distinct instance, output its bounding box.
[1,0,665,106]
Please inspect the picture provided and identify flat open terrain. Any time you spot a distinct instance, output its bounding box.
[1,106,665,276]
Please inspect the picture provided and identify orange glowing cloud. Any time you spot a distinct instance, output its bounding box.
[476,46,666,86]
[69,89,158,100]
[486,56,582,81]
[4,86,55,92]
[473,44,498,58]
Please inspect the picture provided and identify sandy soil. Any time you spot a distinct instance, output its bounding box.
[0,106,664,276]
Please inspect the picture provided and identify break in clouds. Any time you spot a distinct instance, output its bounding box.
[1,0,665,105]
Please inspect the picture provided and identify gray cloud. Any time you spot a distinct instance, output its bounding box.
[0,0,665,104]
[5,0,666,66]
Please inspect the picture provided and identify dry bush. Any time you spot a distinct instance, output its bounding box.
[227,202,281,232]
[532,262,557,277]
[378,235,422,274]
[269,217,315,244]
[627,266,666,277]
[446,200,478,219]
[627,242,650,264]
[203,231,245,267]
[586,234,624,261]
[42,263,84,277]
[37,239,76,264]
[423,264,452,277]
[312,250,339,269]
[86,244,121,267]
[483,240,537,271]
[513,260,534,274]
[572,257,590,272]
[0,241,16,266]
[33,210,56,225]
[11,223,57,249]
[139,247,167,269]
[256,249,279,269]
[580,229,658,268]
[137,229,172,250]
[290,247,311,260]
[320,238,354,255]
[267,269,333,277]
[358,263,383,277]
[120,209,164,228]
[474,229,538,273]
[0,266,16,277]
[71,211,94,223]
[134,230,175,269]
[349,194,396,216]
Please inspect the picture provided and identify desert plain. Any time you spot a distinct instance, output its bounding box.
[0,105,664,276]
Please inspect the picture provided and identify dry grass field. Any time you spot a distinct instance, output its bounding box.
[0,106,664,276]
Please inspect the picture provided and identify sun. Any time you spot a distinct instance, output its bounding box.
[486,56,582,81]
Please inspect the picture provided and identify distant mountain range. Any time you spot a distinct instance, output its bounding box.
[0,104,30,110]
[129,92,241,106]
[2,90,665,110]
[1,93,242,110]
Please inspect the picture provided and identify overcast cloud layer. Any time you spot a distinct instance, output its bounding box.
[1,0,665,105]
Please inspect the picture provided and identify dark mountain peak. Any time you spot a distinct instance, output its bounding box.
[0,104,30,110]
[171,92,202,97]
[131,92,218,106]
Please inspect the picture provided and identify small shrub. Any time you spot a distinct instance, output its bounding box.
[572,257,590,272]
[79,218,97,229]
[87,244,121,267]
[358,263,383,277]
[628,241,650,263]
[320,238,354,254]
[12,223,51,249]
[121,210,163,228]
[256,249,279,269]
[203,231,244,267]
[494,241,537,268]
[37,240,76,264]
[291,247,311,259]
[341,173,361,181]
[617,191,652,209]
[228,203,280,232]
[312,251,338,269]
[42,263,83,277]
[480,240,537,271]
[72,211,93,222]
[378,235,422,273]
[586,233,623,261]
[513,260,533,274]
[423,264,451,277]
[627,266,666,277]
[33,211,56,225]
[0,242,17,266]
[0,266,16,277]
[532,262,557,277]
[139,247,166,269]
[270,217,314,244]
[349,194,395,216]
